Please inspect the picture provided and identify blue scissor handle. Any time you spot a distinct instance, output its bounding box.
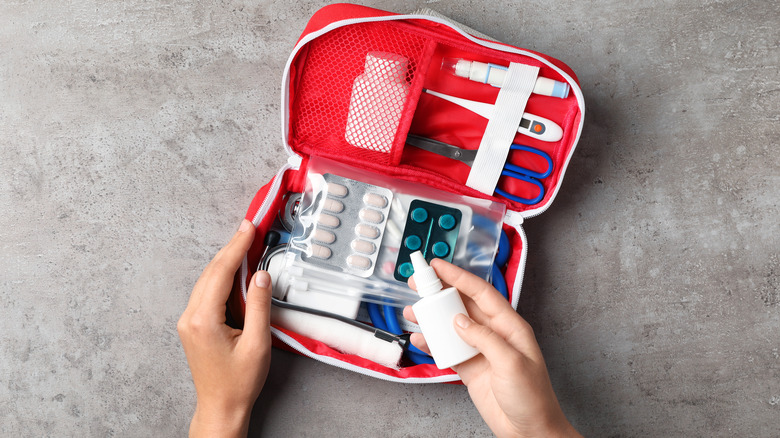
[495,172,545,204]
[504,144,553,179]
[495,145,553,205]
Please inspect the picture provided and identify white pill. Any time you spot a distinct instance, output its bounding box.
[351,239,376,254]
[359,208,383,224]
[318,213,340,228]
[327,182,348,197]
[347,254,371,270]
[355,224,379,239]
[323,198,344,213]
[310,244,332,259]
[313,229,336,243]
[363,192,388,208]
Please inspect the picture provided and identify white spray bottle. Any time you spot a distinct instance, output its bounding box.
[410,251,479,369]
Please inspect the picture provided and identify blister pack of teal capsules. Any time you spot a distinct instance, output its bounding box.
[283,156,506,308]
[394,200,462,281]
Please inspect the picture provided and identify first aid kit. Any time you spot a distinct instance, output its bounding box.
[227,4,585,383]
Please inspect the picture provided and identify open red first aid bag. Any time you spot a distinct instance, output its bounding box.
[228,4,584,383]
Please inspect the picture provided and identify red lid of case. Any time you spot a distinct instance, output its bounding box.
[280,7,584,217]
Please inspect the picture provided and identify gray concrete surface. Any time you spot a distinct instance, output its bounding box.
[1,0,777,436]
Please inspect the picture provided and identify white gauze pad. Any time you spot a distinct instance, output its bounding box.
[345,52,410,154]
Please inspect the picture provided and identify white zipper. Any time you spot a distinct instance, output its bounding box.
[504,210,524,227]
[242,161,299,302]
[498,210,528,309]
[510,224,529,311]
[250,160,299,225]
[502,210,527,308]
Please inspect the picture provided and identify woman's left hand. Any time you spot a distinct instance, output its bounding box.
[177,219,273,438]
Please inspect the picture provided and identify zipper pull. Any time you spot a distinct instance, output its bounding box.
[503,210,524,227]
[287,154,303,169]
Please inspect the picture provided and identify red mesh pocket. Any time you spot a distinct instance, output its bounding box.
[289,22,431,166]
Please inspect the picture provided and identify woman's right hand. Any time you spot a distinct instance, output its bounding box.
[404,259,581,438]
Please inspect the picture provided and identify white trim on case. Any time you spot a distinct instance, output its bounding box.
[241,162,297,302]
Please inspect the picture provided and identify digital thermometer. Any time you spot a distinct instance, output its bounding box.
[423,89,563,142]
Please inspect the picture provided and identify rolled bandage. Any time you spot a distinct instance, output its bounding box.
[271,307,403,369]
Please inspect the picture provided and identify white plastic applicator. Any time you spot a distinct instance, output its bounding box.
[410,252,479,369]
[441,58,571,99]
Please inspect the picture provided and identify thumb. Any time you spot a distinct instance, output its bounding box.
[453,313,517,365]
[242,270,273,346]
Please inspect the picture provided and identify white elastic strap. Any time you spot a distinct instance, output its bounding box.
[466,63,539,195]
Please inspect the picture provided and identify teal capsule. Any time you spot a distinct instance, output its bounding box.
[411,208,428,223]
[438,214,457,230]
[398,262,414,278]
[405,235,422,251]
[432,241,450,258]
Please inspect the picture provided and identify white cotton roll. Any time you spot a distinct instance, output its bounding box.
[271,307,403,369]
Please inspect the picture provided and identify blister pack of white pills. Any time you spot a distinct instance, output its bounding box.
[288,173,393,278]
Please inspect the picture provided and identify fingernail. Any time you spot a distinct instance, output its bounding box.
[255,270,271,288]
[238,219,251,233]
[454,313,471,329]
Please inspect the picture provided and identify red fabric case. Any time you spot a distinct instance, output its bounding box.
[228,4,584,383]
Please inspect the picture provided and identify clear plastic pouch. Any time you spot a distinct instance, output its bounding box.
[279,156,506,310]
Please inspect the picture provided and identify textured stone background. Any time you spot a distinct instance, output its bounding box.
[1,1,777,436]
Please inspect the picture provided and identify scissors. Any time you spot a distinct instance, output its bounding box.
[406,135,553,205]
